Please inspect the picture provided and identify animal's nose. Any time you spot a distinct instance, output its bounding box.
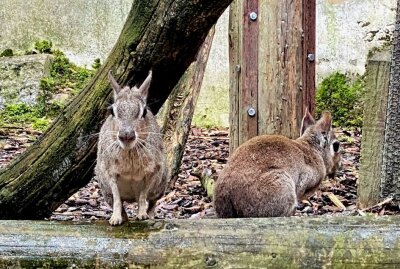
[118,131,136,142]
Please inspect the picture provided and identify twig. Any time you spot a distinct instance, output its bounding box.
[190,136,229,141]
[360,197,393,212]
[326,192,346,211]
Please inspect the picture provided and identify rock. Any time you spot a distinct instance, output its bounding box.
[0,54,53,108]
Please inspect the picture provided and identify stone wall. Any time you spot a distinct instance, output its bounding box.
[0,55,53,108]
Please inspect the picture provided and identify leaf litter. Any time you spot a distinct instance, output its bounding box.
[1,126,399,221]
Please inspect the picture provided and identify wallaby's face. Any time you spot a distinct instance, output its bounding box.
[107,71,152,150]
[300,110,342,178]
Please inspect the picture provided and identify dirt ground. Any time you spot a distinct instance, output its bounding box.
[0,125,398,221]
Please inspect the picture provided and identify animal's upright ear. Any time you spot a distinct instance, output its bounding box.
[108,71,121,97]
[315,111,332,134]
[137,70,152,102]
[300,108,316,136]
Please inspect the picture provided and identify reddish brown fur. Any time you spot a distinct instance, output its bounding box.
[214,111,341,218]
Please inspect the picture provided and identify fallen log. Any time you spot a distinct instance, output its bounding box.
[1,216,400,268]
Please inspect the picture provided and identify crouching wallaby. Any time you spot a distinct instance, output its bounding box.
[95,70,169,225]
[214,110,341,218]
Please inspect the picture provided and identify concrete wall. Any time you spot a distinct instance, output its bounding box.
[0,0,397,127]
[193,10,230,128]
[0,0,133,66]
[194,0,397,126]
[317,0,396,82]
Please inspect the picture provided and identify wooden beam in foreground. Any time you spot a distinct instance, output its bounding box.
[1,217,400,268]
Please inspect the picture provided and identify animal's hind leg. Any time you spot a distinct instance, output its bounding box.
[148,200,158,219]
[240,170,297,217]
[121,205,129,222]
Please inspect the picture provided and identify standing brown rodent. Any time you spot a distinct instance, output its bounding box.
[95,71,169,225]
[214,110,341,218]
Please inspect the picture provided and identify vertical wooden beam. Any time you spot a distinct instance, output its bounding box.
[358,50,391,209]
[228,1,242,154]
[303,0,316,115]
[240,0,259,146]
[229,0,315,152]
[257,0,307,139]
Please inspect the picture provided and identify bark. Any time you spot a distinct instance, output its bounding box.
[358,50,391,208]
[381,0,400,203]
[0,0,232,219]
[161,27,215,188]
[1,217,400,268]
[229,0,316,153]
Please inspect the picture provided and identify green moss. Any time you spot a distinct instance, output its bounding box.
[0,48,13,57]
[316,72,365,127]
[48,49,95,94]
[92,58,101,69]
[200,175,214,198]
[34,40,53,54]
[0,103,51,131]
[0,40,95,132]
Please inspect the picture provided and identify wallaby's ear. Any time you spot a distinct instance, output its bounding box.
[136,70,152,102]
[300,108,316,136]
[315,111,332,134]
[108,71,121,96]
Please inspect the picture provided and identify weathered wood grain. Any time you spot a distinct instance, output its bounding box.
[228,0,242,154]
[229,0,316,153]
[1,217,400,268]
[240,0,259,145]
[303,0,316,115]
[161,27,215,187]
[358,50,391,208]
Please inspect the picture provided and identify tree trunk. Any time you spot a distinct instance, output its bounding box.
[2,217,400,268]
[229,0,316,153]
[161,27,215,188]
[381,0,400,203]
[0,0,232,219]
[358,50,391,208]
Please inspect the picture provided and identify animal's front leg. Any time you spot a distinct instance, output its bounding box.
[137,187,150,220]
[109,178,124,226]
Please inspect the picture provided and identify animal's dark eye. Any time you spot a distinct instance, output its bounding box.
[142,107,147,118]
[107,105,114,116]
[333,141,340,152]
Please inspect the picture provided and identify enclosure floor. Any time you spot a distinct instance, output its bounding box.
[1,126,398,220]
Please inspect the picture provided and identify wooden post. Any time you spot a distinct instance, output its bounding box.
[228,0,242,152]
[229,0,316,153]
[303,0,316,115]
[358,50,391,208]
